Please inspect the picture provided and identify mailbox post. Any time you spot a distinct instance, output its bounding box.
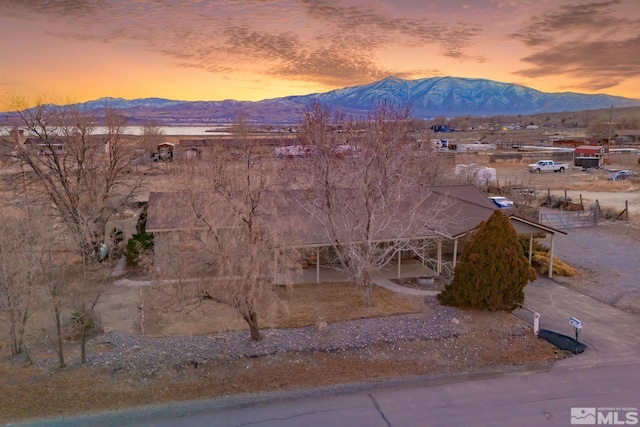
[570,317,582,343]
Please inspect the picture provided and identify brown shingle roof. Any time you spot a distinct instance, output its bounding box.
[146,185,499,246]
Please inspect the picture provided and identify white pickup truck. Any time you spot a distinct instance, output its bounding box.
[528,160,569,173]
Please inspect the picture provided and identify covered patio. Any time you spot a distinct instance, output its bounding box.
[288,257,436,285]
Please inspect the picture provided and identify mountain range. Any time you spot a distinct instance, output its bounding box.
[10,77,640,124]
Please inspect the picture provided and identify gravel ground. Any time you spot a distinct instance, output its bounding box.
[85,297,461,373]
[539,220,640,313]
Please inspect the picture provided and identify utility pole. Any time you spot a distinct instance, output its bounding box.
[607,105,614,164]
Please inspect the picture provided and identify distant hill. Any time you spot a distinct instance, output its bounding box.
[4,77,640,124]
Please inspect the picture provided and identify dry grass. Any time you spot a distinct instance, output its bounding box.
[274,283,424,326]
[563,178,639,192]
[142,282,422,337]
[532,251,578,277]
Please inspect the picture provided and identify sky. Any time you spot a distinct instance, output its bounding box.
[1,0,640,104]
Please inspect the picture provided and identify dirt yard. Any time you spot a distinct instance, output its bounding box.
[484,160,640,217]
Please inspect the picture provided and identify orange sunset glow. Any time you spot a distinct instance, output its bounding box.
[2,0,640,105]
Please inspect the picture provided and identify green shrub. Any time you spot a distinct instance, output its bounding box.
[518,235,548,259]
[125,232,154,266]
[438,210,536,311]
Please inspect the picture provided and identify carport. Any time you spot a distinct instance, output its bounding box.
[439,215,567,280]
[508,216,567,278]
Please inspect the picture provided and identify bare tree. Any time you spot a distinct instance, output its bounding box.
[587,117,613,140]
[298,101,451,305]
[39,246,74,369]
[0,211,47,358]
[7,96,143,365]
[616,113,639,130]
[9,96,142,262]
[68,263,113,364]
[149,113,298,340]
[448,115,473,132]
[141,120,164,157]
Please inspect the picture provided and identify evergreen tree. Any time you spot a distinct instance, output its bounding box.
[438,210,536,311]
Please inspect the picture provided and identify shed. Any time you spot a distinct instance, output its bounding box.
[574,145,604,157]
[155,142,174,161]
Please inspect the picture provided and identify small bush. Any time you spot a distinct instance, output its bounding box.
[69,309,100,340]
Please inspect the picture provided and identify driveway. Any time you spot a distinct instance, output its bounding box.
[538,221,640,314]
[516,220,640,367]
[516,277,640,368]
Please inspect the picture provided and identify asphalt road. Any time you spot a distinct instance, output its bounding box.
[27,361,640,427]
[132,363,639,427]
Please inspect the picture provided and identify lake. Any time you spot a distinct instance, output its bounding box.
[0,126,232,137]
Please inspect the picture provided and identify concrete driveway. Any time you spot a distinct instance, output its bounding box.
[538,221,640,314]
[516,277,640,369]
[515,220,640,369]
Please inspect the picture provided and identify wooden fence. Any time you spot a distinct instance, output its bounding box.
[489,151,574,164]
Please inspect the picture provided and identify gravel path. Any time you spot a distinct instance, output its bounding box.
[86,297,460,372]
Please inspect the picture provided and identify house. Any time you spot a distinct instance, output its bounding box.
[22,137,66,157]
[614,130,640,146]
[177,138,283,160]
[23,135,115,158]
[145,185,565,281]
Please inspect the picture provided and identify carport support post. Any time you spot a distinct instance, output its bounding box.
[453,238,458,268]
[548,233,555,278]
[528,233,533,265]
[397,250,401,279]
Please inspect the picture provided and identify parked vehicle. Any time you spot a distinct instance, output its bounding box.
[431,125,455,133]
[607,170,636,181]
[528,160,569,173]
[489,196,514,209]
